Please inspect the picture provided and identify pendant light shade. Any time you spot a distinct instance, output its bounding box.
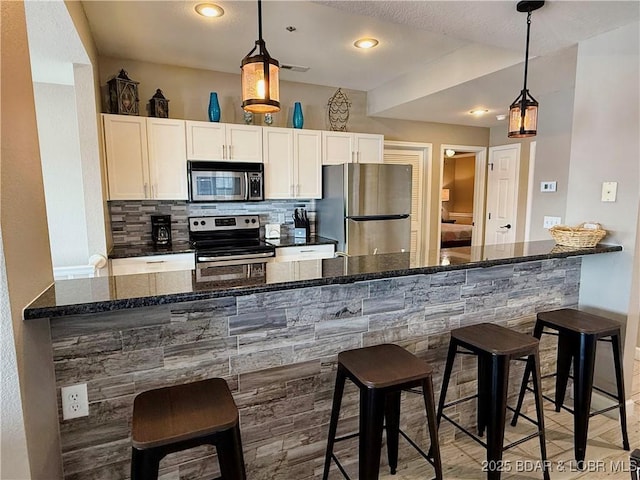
[241,0,280,113]
[508,1,544,138]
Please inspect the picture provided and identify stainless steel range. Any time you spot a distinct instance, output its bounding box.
[189,215,274,285]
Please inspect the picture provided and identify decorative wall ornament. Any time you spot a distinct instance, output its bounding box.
[149,89,169,118]
[244,111,254,125]
[264,113,273,125]
[327,88,351,131]
[107,69,139,115]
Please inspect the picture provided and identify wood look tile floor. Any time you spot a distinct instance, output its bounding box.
[377,359,640,480]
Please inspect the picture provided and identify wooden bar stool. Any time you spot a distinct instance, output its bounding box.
[512,308,630,468]
[322,343,443,480]
[131,378,246,480]
[436,323,550,480]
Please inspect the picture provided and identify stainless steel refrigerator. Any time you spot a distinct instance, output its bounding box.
[317,163,412,256]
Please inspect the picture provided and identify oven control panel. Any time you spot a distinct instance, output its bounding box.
[189,215,260,233]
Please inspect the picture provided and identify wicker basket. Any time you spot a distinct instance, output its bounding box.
[549,222,607,248]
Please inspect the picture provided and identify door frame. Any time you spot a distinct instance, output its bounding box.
[439,144,488,251]
[384,141,432,263]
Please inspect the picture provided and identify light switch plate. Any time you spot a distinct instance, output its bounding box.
[601,182,617,202]
[540,181,557,192]
[543,216,562,229]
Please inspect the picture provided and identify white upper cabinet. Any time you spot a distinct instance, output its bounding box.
[321,131,383,164]
[185,120,262,163]
[103,115,149,200]
[146,118,188,199]
[294,130,322,198]
[263,128,322,199]
[103,114,188,201]
[354,133,384,163]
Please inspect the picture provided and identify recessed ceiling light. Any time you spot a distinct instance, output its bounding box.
[354,38,379,49]
[469,109,489,116]
[195,3,224,18]
[496,114,507,121]
[445,149,456,157]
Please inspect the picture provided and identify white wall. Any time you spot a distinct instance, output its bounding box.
[33,82,90,267]
[489,46,577,242]
[0,229,31,480]
[1,2,62,477]
[566,22,640,391]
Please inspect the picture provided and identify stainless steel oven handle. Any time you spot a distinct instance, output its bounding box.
[196,252,274,263]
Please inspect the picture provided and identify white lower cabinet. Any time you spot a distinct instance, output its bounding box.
[110,253,195,276]
[267,244,335,283]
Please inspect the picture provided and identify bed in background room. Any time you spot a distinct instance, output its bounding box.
[441,222,473,248]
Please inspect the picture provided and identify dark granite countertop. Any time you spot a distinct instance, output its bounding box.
[265,235,337,248]
[108,236,336,259]
[109,242,194,259]
[26,241,621,320]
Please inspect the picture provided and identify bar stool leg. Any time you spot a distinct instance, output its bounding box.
[359,387,386,480]
[131,447,160,480]
[322,365,347,480]
[436,340,457,428]
[384,390,401,474]
[478,354,489,437]
[530,352,551,480]
[511,321,544,427]
[555,333,573,412]
[572,334,597,469]
[611,332,630,451]
[422,377,444,480]
[486,354,509,480]
[217,424,247,480]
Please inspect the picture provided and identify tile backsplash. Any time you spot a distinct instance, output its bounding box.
[109,200,316,246]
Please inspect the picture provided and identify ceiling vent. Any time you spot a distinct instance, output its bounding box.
[281,64,310,73]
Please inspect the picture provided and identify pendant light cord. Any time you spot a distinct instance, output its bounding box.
[523,10,532,94]
[258,0,263,43]
[520,10,532,118]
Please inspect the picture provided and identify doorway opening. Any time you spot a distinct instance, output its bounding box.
[438,145,487,257]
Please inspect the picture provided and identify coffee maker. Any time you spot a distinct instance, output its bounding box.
[151,215,172,246]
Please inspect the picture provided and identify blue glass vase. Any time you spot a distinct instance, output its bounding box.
[208,92,221,122]
[292,102,304,129]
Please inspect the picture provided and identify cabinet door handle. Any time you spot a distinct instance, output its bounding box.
[144,183,149,198]
[227,144,232,159]
[296,184,300,196]
[152,184,156,198]
[291,185,295,196]
[221,145,225,159]
[145,260,166,264]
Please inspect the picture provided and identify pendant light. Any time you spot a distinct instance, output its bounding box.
[508,1,544,138]
[241,0,280,114]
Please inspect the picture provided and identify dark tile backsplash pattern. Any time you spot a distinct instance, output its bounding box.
[48,257,581,480]
[109,200,316,246]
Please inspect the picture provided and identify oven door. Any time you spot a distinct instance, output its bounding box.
[195,260,267,285]
[190,170,247,202]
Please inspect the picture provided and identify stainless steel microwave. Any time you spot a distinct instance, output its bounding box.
[187,161,264,202]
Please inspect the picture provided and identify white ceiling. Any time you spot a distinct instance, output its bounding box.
[30,1,640,128]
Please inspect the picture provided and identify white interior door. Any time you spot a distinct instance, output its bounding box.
[384,148,424,264]
[484,144,521,246]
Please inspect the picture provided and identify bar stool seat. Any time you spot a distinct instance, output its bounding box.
[322,343,443,480]
[131,378,246,480]
[512,308,630,468]
[436,323,550,480]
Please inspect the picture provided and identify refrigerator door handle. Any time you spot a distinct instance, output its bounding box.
[347,214,410,221]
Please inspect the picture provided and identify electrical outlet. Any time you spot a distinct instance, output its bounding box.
[540,181,557,192]
[61,384,89,420]
[543,216,562,229]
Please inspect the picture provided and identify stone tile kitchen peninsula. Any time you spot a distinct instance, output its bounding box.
[24,241,621,480]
